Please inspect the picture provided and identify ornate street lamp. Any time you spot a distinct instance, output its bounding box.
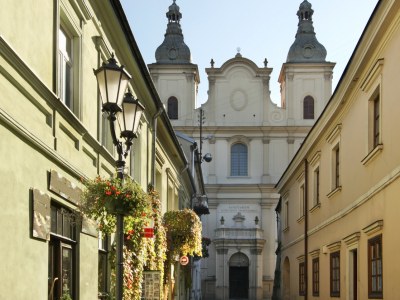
[94,54,144,300]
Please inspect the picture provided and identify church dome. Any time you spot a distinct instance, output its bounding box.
[155,0,191,64]
[287,0,327,63]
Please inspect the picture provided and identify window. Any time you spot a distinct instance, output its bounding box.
[167,96,178,119]
[299,262,305,296]
[303,96,314,119]
[299,184,305,218]
[59,27,73,109]
[314,167,320,206]
[231,143,248,176]
[283,200,289,230]
[368,235,383,298]
[98,233,110,299]
[58,5,81,117]
[330,251,340,297]
[331,144,340,190]
[312,258,320,296]
[373,94,380,148]
[48,205,77,300]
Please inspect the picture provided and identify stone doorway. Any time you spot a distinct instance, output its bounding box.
[229,252,249,299]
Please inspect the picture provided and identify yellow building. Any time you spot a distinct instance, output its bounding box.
[0,0,200,299]
[275,0,400,299]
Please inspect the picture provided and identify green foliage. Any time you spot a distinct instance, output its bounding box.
[80,176,156,300]
[80,176,150,235]
[163,209,202,258]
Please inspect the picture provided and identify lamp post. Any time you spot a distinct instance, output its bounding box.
[94,54,144,300]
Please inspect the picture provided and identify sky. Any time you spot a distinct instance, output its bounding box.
[120,0,379,106]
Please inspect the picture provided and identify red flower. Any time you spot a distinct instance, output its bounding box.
[105,190,112,196]
[116,191,121,195]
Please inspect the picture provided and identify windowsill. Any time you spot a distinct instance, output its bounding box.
[310,203,321,213]
[361,144,383,166]
[227,176,250,179]
[297,215,305,223]
[283,226,290,233]
[327,186,342,198]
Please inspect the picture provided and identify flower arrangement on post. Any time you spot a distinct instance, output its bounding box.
[163,209,202,259]
[80,176,150,234]
[80,176,152,299]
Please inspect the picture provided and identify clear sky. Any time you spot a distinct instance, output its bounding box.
[120,0,378,106]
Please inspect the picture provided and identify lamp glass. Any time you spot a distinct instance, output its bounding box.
[118,93,144,139]
[95,57,131,112]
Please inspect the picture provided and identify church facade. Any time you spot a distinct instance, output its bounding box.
[149,1,334,299]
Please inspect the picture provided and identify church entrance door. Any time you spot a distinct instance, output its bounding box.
[229,266,249,299]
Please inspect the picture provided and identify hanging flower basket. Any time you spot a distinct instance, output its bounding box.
[163,209,202,258]
[80,176,150,232]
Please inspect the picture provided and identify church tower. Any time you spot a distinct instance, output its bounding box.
[279,0,335,125]
[148,0,200,126]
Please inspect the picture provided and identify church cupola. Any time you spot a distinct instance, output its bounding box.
[287,0,327,63]
[155,0,191,64]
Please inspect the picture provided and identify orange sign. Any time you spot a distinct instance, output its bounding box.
[179,255,189,266]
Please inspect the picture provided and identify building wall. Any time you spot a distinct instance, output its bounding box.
[277,1,400,298]
[0,0,194,299]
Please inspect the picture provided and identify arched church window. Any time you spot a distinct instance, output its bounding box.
[303,96,314,119]
[167,96,178,120]
[231,143,248,176]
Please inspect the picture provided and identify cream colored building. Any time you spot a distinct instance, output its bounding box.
[275,0,400,299]
[0,0,199,299]
[149,1,334,299]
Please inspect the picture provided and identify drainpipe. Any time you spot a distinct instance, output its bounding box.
[304,159,309,300]
[151,107,163,187]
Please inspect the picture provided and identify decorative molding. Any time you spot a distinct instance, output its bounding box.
[361,144,383,166]
[343,232,361,247]
[297,255,305,263]
[31,189,51,241]
[326,241,341,252]
[360,58,384,92]
[309,249,320,259]
[363,220,383,236]
[81,217,98,237]
[48,170,82,205]
[327,186,342,198]
[307,165,400,239]
[309,151,321,167]
[296,171,305,183]
[326,124,342,144]
[216,249,228,255]
[309,203,321,214]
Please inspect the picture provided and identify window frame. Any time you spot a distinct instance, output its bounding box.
[303,95,315,119]
[299,262,306,296]
[98,233,110,299]
[283,199,289,231]
[58,3,82,118]
[167,96,179,120]
[48,204,77,300]
[368,235,383,299]
[312,257,320,296]
[299,183,305,218]
[314,166,320,206]
[330,251,340,297]
[230,142,248,177]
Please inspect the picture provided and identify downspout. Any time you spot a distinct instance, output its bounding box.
[151,107,163,187]
[304,159,309,300]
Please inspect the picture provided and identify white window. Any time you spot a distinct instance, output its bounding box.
[299,184,305,218]
[59,27,73,109]
[231,143,248,176]
[313,167,320,206]
[58,3,81,117]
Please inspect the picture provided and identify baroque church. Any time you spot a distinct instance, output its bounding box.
[148,1,334,299]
